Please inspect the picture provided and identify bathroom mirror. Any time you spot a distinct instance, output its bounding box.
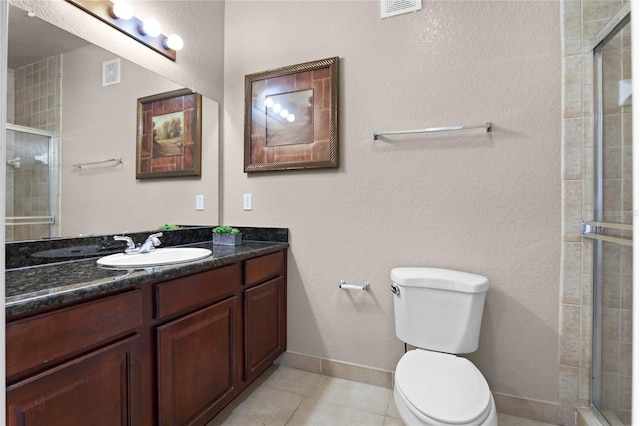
[5,4,220,242]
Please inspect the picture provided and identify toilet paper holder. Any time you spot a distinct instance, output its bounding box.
[339,280,370,291]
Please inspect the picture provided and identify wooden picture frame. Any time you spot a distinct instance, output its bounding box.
[244,57,339,172]
[136,88,202,179]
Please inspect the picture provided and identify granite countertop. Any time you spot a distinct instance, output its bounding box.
[6,227,288,319]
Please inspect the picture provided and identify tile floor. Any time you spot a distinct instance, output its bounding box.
[207,365,556,426]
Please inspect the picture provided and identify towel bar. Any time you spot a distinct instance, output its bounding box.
[373,122,492,140]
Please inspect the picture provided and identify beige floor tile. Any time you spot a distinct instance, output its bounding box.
[386,394,401,418]
[207,366,555,426]
[286,398,386,426]
[208,383,303,426]
[306,376,392,415]
[266,365,324,395]
[497,413,556,426]
[383,416,405,426]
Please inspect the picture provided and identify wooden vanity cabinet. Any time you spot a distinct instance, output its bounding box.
[155,250,288,425]
[155,263,243,426]
[6,248,288,426]
[6,290,143,426]
[243,251,287,383]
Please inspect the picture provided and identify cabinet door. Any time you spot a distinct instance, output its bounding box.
[244,276,286,382]
[7,335,141,426]
[157,296,240,426]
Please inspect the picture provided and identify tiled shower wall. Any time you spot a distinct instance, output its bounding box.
[560,1,630,424]
[6,55,62,240]
[12,55,61,132]
[7,68,15,241]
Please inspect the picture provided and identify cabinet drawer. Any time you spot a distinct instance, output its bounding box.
[244,251,285,287]
[7,290,142,379]
[156,263,242,320]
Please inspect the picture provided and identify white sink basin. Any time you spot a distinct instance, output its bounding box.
[97,247,212,268]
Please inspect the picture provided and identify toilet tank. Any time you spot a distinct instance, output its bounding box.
[391,267,489,354]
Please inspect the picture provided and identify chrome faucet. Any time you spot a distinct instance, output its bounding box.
[113,232,163,254]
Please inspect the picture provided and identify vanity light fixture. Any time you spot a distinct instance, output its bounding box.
[163,34,184,51]
[139,17,161,37]
[109,0,133,20]
[65,0,183,61]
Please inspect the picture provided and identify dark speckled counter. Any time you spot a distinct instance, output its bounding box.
[6,227,288,319]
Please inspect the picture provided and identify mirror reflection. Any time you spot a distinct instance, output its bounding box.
[6,5,213,242]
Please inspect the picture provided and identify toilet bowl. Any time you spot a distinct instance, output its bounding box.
[393,349,497,426]
[390,268,497,426]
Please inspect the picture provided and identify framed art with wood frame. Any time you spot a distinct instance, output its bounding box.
[136,88,202,179]
[244,57,339,172]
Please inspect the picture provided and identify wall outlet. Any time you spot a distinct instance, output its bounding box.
[196,195,204,211]
[243,193,252,211]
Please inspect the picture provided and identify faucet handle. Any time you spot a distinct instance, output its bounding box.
[114,235,138,253]
[148,232,163,247]
[113,235,136,250]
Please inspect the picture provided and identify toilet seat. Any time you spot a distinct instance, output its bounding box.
[395,349,492,425]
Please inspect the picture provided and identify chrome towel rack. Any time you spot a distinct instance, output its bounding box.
[373,122,492,140]
[581,220,632,246]
[73,158,123,169]
[6,215,55,226]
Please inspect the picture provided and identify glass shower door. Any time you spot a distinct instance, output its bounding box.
[5,124,55,241]
[588,13,633,425]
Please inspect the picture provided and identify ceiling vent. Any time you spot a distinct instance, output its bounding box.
[102,58,121,87]
[380,0,422,18]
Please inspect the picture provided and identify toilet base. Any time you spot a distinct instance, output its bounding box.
[393,386,498,426]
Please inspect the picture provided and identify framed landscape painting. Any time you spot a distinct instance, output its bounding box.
[136,88,202,179]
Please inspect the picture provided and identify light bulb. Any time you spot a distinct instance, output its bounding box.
[140,18,161,37]
[110,0,133,19]
[164,34,184,51]
[287,114,295,123]
[264,97,274,108]
[279,109,289,118]
[273,103,282,113]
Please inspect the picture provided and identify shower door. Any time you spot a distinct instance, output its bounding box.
[587,13,633,425]
[5,124,55,241]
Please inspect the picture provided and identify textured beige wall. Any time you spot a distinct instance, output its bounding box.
[223,0,561,403]
[3,0,564,406]
[61,44,220,236]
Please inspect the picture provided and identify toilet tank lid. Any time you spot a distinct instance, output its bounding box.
[391,267,489,293]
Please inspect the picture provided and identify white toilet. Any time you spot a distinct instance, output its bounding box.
[390,267,497,426]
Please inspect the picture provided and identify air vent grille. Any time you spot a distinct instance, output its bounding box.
[381,0,422,18]
[102,58,121,87]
